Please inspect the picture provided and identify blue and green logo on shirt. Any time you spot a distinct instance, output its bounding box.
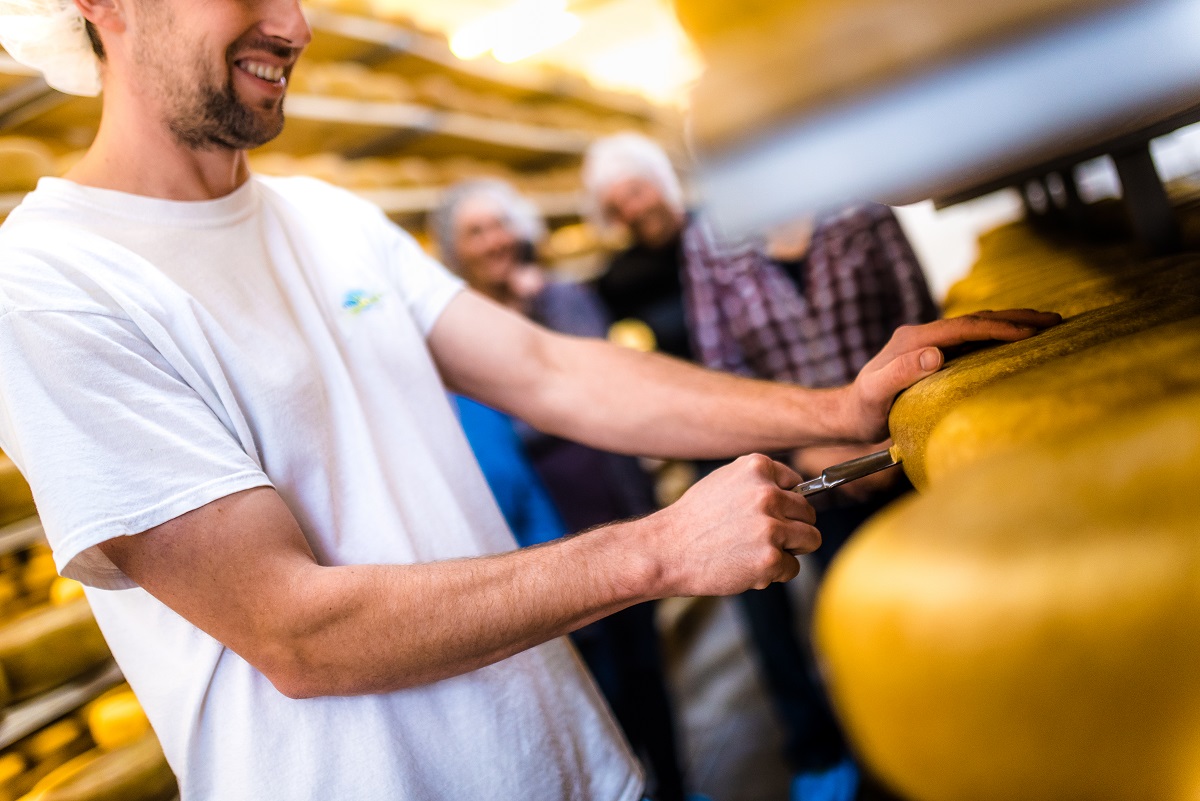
[342,290,383,315]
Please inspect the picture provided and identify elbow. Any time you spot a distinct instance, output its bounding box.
[270,673,325,701]
[254,636,330,700]
[246,616,350,700]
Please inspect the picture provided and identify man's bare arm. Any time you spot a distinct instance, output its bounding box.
[99,455,817,699]
[429,291,1060,458]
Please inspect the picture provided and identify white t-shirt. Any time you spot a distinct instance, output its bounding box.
[0,176,642,801]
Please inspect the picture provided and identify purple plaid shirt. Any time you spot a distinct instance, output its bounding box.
[682,204,938,388]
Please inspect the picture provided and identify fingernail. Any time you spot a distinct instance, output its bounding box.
[919,349,940,372]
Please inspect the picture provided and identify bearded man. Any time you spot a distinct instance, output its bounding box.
[0,1,1057,799]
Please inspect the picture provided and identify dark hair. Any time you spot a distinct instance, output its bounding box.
[84,19,105,60]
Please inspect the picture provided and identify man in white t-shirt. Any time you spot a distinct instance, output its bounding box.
[0,1,1058,799]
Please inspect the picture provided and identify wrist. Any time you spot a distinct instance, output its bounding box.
[572,517,668,605]
[802,385,864,444]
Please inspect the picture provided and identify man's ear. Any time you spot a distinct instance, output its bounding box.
[73,0,125,35]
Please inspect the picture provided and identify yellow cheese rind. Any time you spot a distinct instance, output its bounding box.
[86,692,150,752]
[942,221,1200,319]
[0,456,35,529]
[675,0,1128,153]
[0,138,56,194]
[925,316,1200,483]
[815,393,1200,801]
[887,292,1200,489]
[18,736,175,801]
[0,601,110,702]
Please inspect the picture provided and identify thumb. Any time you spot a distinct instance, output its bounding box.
[862,347,943,408]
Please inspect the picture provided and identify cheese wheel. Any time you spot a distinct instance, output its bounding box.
[48,578,85,608]
[888,291,1200,489]
[942,219,1200,319]
[86,692,150,752]
[0,601,111,702]
[0,138,56,194]
[18,736,175,801]
[925,316,1200,483]
[674,0,1130,153]
[0,455,36,528]
[815,392,1200,801]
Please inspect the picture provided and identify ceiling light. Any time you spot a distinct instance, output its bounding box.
[450,0,582,63]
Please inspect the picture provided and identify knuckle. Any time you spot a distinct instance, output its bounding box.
[753,485,777,510]
[752,546,778,574]
[743,453,773,472]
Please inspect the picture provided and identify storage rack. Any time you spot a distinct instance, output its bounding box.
[301,8,655,121]
[0,662,123,751]
[695,0,1200,251]
[0,515,125,751]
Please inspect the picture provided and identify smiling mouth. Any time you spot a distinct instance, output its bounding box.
[235,59,286,85]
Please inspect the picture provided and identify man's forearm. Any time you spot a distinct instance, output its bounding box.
[430,291,855,461]
[516,336,853,460]
[257,519,658,698]
[102,462,822,701]
[266,452,818,698]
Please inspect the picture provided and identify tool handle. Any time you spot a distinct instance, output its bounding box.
[792,448,901,497]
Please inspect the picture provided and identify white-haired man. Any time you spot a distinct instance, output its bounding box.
[0,2,1056,800]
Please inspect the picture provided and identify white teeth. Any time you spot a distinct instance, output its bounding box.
[240,61,285,83]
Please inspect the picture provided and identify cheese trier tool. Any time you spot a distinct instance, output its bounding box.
[792,447,902,497]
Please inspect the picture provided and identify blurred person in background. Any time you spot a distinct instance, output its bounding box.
[584,133,940,801]
[433,179,692,801]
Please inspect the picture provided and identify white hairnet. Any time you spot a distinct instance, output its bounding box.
[582,132,685,219]
[0,0,101,96]
[431,179,546,271]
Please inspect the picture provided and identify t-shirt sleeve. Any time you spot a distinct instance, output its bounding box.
[376,214,465,336]
[0,308,272,590]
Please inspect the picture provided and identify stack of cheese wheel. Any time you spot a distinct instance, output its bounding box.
[671,0,1128,157]
[0,456,35,530]
[812,202,1200,799]
[13,687,175,801]
[815,391,1200,801]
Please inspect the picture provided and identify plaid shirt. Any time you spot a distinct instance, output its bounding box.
[682,204,938,388]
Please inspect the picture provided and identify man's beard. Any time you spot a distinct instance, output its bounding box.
[166,76,285,151]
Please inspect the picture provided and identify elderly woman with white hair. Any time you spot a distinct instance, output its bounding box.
[584,132,941,801]
[431,178,693,801]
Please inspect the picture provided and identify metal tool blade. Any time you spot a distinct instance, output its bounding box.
[792,448,901,497]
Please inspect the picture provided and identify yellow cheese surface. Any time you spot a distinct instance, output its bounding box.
[0,456,35,529]
[816,393,1200,801]
[888,291,1200,489]
[86,692,150,753]
[674,0,1127,152]
[18,735,175,801]
[925,316,1200,483]
[0,601,111,702]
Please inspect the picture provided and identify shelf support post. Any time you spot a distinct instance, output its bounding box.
[1112,143,1181,255]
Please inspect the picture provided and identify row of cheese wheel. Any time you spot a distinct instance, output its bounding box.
[0,685,173,801]
[0,459,173,800]
[812,198,1200,800]
[247,151,582,194]
[287,60,648,136]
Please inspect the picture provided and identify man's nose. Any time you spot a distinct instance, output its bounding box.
[260,0,313,50]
